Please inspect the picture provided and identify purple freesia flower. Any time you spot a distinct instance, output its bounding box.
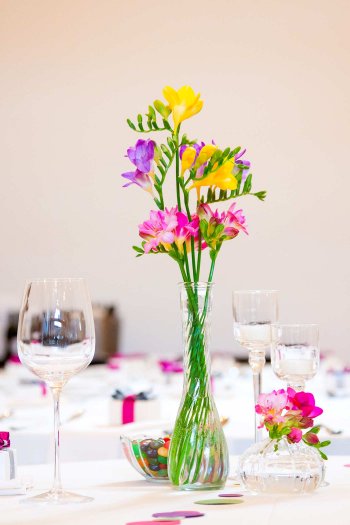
[127,139,155,173]
[122,169,153,194]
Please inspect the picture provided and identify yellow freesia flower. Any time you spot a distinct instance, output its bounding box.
[163,85,203,130]
[190,160,238,192]
[181,147,197,175]
[194,144,217,169]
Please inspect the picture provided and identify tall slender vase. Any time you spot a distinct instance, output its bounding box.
[168,282,229,491]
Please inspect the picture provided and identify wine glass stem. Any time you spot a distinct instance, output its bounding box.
[51,386,63,493]
[287,381,305,392]
[253,372,262,443]
[249,350,266,443]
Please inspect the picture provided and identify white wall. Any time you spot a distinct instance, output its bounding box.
[1,0,349,360]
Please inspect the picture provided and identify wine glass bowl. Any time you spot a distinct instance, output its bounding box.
[271,324,319,392]
[17,278,95,504]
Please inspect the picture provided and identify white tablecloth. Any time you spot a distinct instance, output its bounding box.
[2,456,350,525]
[2,363,349,464]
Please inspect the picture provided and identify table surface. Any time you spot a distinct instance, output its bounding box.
[2,456,350,525]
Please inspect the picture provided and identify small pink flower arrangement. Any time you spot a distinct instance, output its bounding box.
[256,388,330,459]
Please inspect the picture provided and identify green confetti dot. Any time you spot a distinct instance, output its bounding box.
[195,498,243,505]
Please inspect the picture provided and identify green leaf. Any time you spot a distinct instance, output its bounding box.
[232,146,241,156]
[137,114,144,131]
[148,105,156,119]
[132,245,144,253]
[243,173,252,193]
[214,224,225,236]
[153,100,170,118]
[235,172,242,193]
[163,119,172,131]
[126,119,136,130]
[152,121,159,130]
[319,440,331,447]
[311,426,321,434]
[254,190,267,201]
[199,219,208,237]
[319,450,328,460]
[167,137,175,151]
[222,147,230,159]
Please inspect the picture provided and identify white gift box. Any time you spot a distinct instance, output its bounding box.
[0,448,17,482]
[109,398,160,426]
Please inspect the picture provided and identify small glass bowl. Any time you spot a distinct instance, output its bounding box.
[121,424,172,483]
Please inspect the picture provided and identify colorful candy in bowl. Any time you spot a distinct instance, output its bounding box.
[121,431,171,482]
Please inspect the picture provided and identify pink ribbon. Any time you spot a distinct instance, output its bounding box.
[158,360,183,374]
[122,395,136,424]
[0,432,10,449]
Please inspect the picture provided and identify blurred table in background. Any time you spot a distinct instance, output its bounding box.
[0,357,348,465]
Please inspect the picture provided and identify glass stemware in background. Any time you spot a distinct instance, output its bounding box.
[233,290,278,442]
[272,324,319,392]
[17,278,95,504]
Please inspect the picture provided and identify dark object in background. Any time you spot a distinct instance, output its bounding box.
[92,304,120,364]
[1,305,119,367]
[1,312,19,367]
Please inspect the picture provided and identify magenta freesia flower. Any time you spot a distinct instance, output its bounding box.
[127,139,155,173]
[287,388,323,418]
[138,207,200,254]
[288,427,303,443]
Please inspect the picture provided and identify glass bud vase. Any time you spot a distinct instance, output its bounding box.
[238,436,325,494]
[168,282,229,491]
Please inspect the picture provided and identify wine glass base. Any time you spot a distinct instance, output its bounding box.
[21,489,93,505]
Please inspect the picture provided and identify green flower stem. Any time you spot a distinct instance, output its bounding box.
[174,130,182,212]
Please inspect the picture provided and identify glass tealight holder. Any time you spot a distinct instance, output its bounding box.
[272,324,319,391]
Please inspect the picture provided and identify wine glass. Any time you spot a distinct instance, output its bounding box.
[17,278,95,504]
[233,290,278,442]
[271,324,320,392]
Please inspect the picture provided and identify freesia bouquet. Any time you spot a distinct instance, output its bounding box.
[121,85,265,489]
[256,388,330,459]
[122,85,265,280]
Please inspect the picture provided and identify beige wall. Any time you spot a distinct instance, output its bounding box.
[1,0,349,360]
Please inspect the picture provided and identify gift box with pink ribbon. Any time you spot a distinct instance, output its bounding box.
[109,389,160,425]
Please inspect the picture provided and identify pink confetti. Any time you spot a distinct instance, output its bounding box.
[152,510,204,518]
[344,464,350,467]
[126,522,181,525]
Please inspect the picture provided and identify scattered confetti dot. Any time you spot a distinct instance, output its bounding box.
[152,511,204,518]
[218,493,243,497]
[194,498,243,505]
[126,522,181,525]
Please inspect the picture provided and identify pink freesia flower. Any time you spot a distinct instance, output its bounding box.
[198,202,248,250]
[287,388,323,418]
[288,427,303,443]
[255,389,289,426]
[138,207,200,254]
